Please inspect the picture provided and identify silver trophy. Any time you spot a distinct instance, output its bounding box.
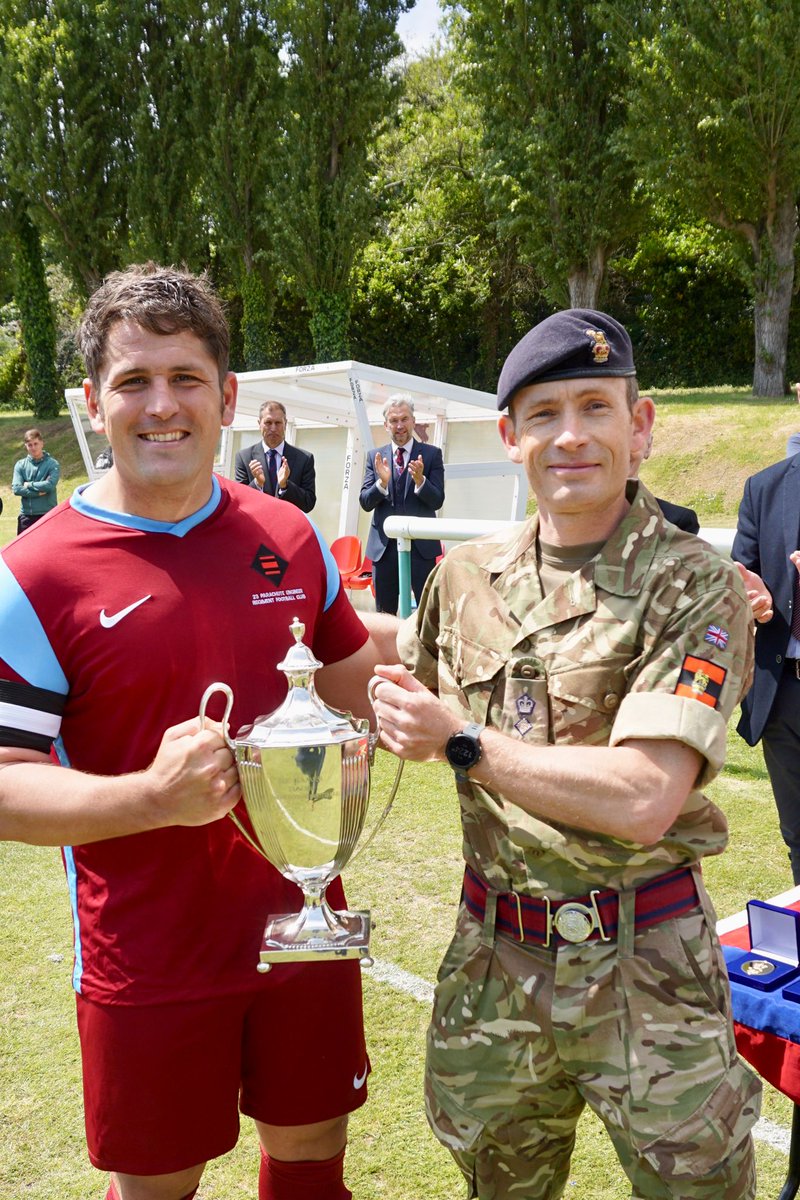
[199,617,402,972]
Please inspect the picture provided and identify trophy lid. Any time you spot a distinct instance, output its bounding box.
[234,617,367,748]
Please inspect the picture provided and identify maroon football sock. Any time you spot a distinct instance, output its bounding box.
[259,1147,351,1199]
[105,1185,197,1200]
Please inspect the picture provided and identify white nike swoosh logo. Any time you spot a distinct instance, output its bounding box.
[99,595,152,628]
[353,1064,368,1090]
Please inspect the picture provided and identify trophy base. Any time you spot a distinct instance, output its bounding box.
[257,907,373,971]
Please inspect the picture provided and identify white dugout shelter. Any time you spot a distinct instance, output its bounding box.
[66,361,529,552]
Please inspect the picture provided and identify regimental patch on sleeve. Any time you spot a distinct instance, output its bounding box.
[674,655,727,709]
[0,677,66,753]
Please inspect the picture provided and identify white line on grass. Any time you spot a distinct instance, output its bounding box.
[369,958,790,1157]
[752,1117,791,1155]
[370,957,434,1003]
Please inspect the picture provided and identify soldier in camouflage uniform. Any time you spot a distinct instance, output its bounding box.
[370,309,760,1199]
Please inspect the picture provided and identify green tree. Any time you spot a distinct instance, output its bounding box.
[610,209,754,388]
[272,0,408,361]
[198,1,285,370]
[0,0,132,296]
[623,0,800,396]
[352,47,543,387]
[126,0,208,267]
[4,190,61,418]
[453,0,644,308]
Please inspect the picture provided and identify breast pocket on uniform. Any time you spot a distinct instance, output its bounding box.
[436,626,507,726]
[547,660,628,744]
[497,657,550,742]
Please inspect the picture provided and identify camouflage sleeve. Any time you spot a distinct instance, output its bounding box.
[609,556,754,786]
[398,575,441,690]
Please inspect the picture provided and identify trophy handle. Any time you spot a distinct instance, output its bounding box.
[350,754,404,864]
[354,676,406,863]
[198,681,235,750]
[198,682,270,862]
[366,676,385,765]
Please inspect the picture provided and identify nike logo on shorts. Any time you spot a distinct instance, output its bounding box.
[353,1064,368,1090]
[99,595,152,628]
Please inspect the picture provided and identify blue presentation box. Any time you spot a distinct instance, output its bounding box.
[726,900,800,992]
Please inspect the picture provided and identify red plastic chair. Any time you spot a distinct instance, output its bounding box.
[345,556,374,593]
[329,536,363,581]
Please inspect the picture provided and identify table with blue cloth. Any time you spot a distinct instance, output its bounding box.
[719,886,800,1199]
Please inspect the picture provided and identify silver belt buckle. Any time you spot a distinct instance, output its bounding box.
[548,891,610,945]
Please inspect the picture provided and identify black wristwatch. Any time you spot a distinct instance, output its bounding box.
[445,722,484,774]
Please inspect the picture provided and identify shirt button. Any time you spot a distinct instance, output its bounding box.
[603,693,620,710]
[519,665,535,678]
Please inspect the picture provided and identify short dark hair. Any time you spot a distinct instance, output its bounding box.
[625,375,639,411]
[78,262,230,387]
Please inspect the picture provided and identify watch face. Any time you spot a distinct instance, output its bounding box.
[447,734,479,768]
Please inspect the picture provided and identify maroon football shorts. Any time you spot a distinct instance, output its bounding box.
[76,958,369,1175]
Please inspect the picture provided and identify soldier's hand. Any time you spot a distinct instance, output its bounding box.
[144,718,241,827]
[734,561,774,624]
[369,664,459,761]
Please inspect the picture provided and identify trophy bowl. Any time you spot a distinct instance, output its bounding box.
[199,617,401,971]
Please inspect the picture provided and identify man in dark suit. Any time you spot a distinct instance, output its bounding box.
[733,454,800,880]
[656,496,700,535]
[360,394,445,614]
[630,432,700,534]
[234,400,316,512]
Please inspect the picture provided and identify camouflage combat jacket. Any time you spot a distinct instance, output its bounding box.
[399,482,754,900]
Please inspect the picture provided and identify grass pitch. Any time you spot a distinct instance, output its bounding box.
[0,746,796,1199]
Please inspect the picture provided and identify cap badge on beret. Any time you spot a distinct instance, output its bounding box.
[585,329,610,364]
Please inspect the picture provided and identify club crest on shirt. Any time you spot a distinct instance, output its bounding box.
[674,654,726,709]
[251,543,289,587]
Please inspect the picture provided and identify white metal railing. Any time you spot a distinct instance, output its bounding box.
[383,516,737,617]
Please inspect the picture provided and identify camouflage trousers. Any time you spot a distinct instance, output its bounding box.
[426,881,760,1199]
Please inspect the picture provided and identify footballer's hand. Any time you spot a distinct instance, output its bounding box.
[369,664,458,762]
[145,718,241,827]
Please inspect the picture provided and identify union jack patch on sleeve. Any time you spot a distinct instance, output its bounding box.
[674,655,727,709]
[704,624,729,650]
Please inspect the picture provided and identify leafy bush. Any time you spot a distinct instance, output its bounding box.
[0,344,25,409]
[611,221,754,388]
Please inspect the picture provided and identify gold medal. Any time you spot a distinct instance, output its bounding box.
[740,958,776,976]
